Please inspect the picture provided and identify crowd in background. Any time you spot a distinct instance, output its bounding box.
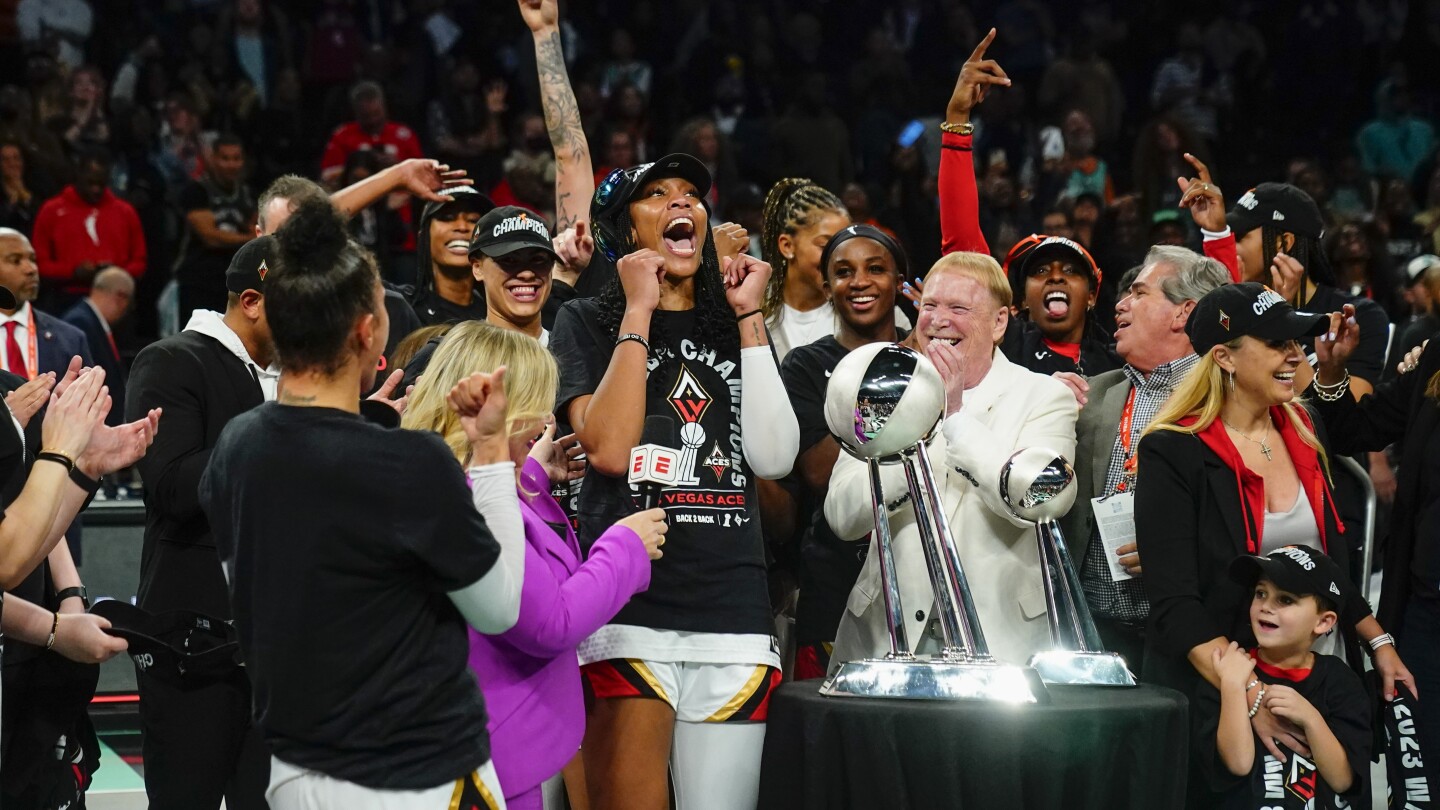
[4,0,1440,346]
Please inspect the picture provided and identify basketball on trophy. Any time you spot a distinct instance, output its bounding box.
[824,343,946,461]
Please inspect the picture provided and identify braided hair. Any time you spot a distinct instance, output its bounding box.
[1259,224,1335,299]
[593,208,737,399]
[759,178,845,322]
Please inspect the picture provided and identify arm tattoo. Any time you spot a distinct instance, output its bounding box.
[536,33,587,165]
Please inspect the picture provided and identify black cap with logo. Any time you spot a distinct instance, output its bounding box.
[1186,282,1328,355]
[420,184,496,223]
[1015,235,1103,288]
[469,205,561,262]
[90,599,242,687]
[1226,183,1326,240]
[1229,545,1353,611]
[225,236,279,295]
[591,153,714,261]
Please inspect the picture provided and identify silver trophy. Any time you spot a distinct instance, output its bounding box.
[1000,448,1137,687]
[818,343,1047,703]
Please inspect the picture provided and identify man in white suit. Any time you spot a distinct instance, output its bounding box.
[826,251,1078,667]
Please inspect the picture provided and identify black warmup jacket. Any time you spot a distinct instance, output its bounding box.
[126,331,264,618]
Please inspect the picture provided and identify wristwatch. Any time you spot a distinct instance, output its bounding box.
[55,586,89,610]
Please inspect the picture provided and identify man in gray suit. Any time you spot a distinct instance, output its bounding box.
[1059,245,1230,674]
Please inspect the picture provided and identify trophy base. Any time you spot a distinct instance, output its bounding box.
[1027,650,1137,687]
[819,657,1050,703]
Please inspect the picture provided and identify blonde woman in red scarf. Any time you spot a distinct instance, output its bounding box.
[1135,282,1413,808]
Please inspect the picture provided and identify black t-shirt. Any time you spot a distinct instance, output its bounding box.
[1000,318,1122,378]
[410,286,487,327]
[198,404,501,789]
[1193,654,1370,809]
[1413,425,1440,592]
[1303,286,1390,385]
[551,299,771,635]
[780,334,874,645]
[175,177,255,286]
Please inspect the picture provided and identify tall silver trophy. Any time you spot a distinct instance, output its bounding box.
[1000,448,1137,687]
[818,343,1047,703]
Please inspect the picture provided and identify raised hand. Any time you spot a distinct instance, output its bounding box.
[721,254,772,314]
[78,407,161,477]
[366,369,411,416]
[1314,304,1359,381]
[517,0,558,32]
[51,355,84,400]
[41,368,109,461]
[616,507,668,560]
[617,249,667,314]
[449,368,511,463]
[947,29,1011,123]
[397,158,473,204]
[712,222,750,266]
[1269,252,1306,303]
[1176,153,1225,232]
[924,339,967,416]
[553,221,595,274]
[4,371,56,428]
[900,277,925,305]
[527,416,587,484]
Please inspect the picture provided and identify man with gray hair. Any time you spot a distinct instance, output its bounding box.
[62,266,133,427]
[1059,244,1231,673]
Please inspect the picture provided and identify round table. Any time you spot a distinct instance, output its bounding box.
[759,679,1188,810]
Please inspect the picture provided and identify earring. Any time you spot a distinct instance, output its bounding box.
[1227,371,1236,392]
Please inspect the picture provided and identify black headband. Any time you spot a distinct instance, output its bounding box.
[819,224,909,281]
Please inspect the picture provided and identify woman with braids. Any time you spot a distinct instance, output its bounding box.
[549,154,798,810]
[199,198,524,809]
[402,320,666,810]
[759,178,913,360]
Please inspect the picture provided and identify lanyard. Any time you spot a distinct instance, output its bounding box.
[1114,386,1139,492]
[8,308,37,381]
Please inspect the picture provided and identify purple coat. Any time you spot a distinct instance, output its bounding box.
[467,458,650,798]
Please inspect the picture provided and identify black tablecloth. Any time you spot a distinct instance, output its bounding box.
[759,680,1188,810]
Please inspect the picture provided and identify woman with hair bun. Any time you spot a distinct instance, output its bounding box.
[199,198,525,809]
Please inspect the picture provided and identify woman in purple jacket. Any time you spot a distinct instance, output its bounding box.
[403,320,666,810]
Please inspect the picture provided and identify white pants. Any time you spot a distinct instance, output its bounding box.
[267,756,507,810]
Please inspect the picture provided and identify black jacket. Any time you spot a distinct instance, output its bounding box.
[1312,340,1440,636]
[1000,317,1122,377]
[1134,421,1363,693]
[126,330,263,618]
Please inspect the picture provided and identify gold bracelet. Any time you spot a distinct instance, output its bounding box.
[939,121,975,136]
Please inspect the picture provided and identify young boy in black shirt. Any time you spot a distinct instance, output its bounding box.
[1202,546,1371,810]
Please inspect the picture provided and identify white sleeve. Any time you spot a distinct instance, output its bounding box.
[941,378,1079,530]
[446,462,526,634]
[740,345,799,479]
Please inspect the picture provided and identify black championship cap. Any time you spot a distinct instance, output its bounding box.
[1186,282,1328,355]
[225,235,279,294]
[1229,545,1353,610]
[591,153,714,261]
[1015,235,1103,287]
[1227,183,1326,240]
[90,600,242,688]
[420,184,496,223]
[469,205,561,262]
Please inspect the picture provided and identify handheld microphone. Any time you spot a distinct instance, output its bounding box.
[629,415,681,510]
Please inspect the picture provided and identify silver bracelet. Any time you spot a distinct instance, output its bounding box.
[1248,684,1267,718]
[1368,633,1395,653]
[1311,370,1350,402]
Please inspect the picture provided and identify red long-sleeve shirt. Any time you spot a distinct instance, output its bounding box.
[938,130,989,256]
[1202,229,1241,282]
[32,186,147,292]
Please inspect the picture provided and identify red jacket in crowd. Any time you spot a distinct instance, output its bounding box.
[32,186,147,293]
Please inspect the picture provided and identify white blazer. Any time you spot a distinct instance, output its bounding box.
[826,350,1079,667]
